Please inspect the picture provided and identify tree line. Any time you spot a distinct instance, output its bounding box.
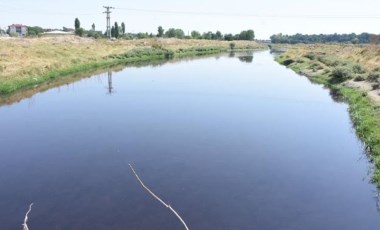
[24,18,255,41]
[270,33,380,44]
[158,27,255,41]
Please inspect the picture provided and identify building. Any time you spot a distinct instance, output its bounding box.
[8,24,28,37]
[41,30,75,37]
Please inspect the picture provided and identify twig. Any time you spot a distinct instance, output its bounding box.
[22,203,33,230]
[129,164,189,230]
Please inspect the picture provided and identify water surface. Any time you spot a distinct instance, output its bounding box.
[0,51,379,229]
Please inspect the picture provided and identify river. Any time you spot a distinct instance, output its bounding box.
[0,51,379,229]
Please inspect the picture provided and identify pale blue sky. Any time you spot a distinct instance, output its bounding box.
[1,0,379,39]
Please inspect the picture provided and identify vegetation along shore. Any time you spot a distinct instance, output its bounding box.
[0,37,265,95]
[273,44,380,185]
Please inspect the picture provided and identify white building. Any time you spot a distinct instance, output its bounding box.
[8,24,28,37]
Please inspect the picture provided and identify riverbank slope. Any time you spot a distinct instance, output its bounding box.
[0,37,265,94]
[273,44,380,186]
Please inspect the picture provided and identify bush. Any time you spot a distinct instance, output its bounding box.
[283,59,295,66]
[304,53,317,60]
[332,66,354,81]
[317,55,342,67]
[372,83,380,90]
[354,75,366,81]
[229,42,236,49]
[352,63,366,74]
[75,28,84,37]
[368,72,380,82]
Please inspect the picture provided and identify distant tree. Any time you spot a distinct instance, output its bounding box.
[215,31,223,40]
[202,31,213,40]
[137,32,148,39]
[174,29,185,39]
[165,28,185,39]
[27,26,44,36]
[74,18,83,36]
[157,26,164,37]
[224,33,234,41]
[270,32,375,44]
[114,22,119,38]
[92,23,95,31]
[191,30,201,39]
[239,30,255,40]
[74,18,80,31]
[76,28,84,37]
[121,22,126,35]
[370,34,380,45]
[111,26,116,38]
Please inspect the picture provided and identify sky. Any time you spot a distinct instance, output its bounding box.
[1,0,380,39]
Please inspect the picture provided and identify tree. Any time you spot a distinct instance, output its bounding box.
[74,18,80,31]
[215,31,223,40]
[174,29,185,39]
[224,34,234,41]
[202,31,213,40]
[114,22,119,38]
[76,28,84,37]
[165,28,185,39]
[27,26,44,36]
[111,26,116,38]
[157,26,164,37]
[191,30,201,39]
[370,34,380,45]
[121,22,126,35]
[92,23,95,31]
[239,30,255,40]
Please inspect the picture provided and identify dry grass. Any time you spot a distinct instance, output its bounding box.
[273,43,380,71]
[0,36,263,84]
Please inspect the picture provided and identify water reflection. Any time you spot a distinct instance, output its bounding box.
[107,70,114,95]
[238,51,255,63]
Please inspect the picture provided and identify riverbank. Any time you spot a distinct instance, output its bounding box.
[0,37,265,95]
[273,44,380,186]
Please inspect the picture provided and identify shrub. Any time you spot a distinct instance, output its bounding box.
[296,58,305,63]
[368,72,380,82]
[352,63,366,74]
[229,42,236,50]
[317,55,341,67]
[283,59,295,66]
[372,83,380,90]
[332,66,354,81]
[354,75,366,82]
[304,53,317,60]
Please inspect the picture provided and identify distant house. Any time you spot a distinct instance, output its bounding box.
[41,30,75,37]
[8,24,28,37]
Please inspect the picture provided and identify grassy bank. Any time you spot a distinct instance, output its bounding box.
[274,44,380,185]
[0,37,265,95]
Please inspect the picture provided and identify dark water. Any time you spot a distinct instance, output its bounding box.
[1,51,379,230]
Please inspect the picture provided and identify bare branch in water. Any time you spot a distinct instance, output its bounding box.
[22,203,33,230]
[129,164,189,230]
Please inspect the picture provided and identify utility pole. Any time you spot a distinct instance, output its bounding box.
[103,6,114,39]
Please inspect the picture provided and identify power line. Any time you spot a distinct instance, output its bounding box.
[115,7,380,19]
[103,6,115,39]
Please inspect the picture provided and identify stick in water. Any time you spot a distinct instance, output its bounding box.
[128,164,189,230]
[22,203,33,230]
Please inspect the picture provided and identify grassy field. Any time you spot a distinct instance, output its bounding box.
[274,44,380,186]
[0,37,265,94]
